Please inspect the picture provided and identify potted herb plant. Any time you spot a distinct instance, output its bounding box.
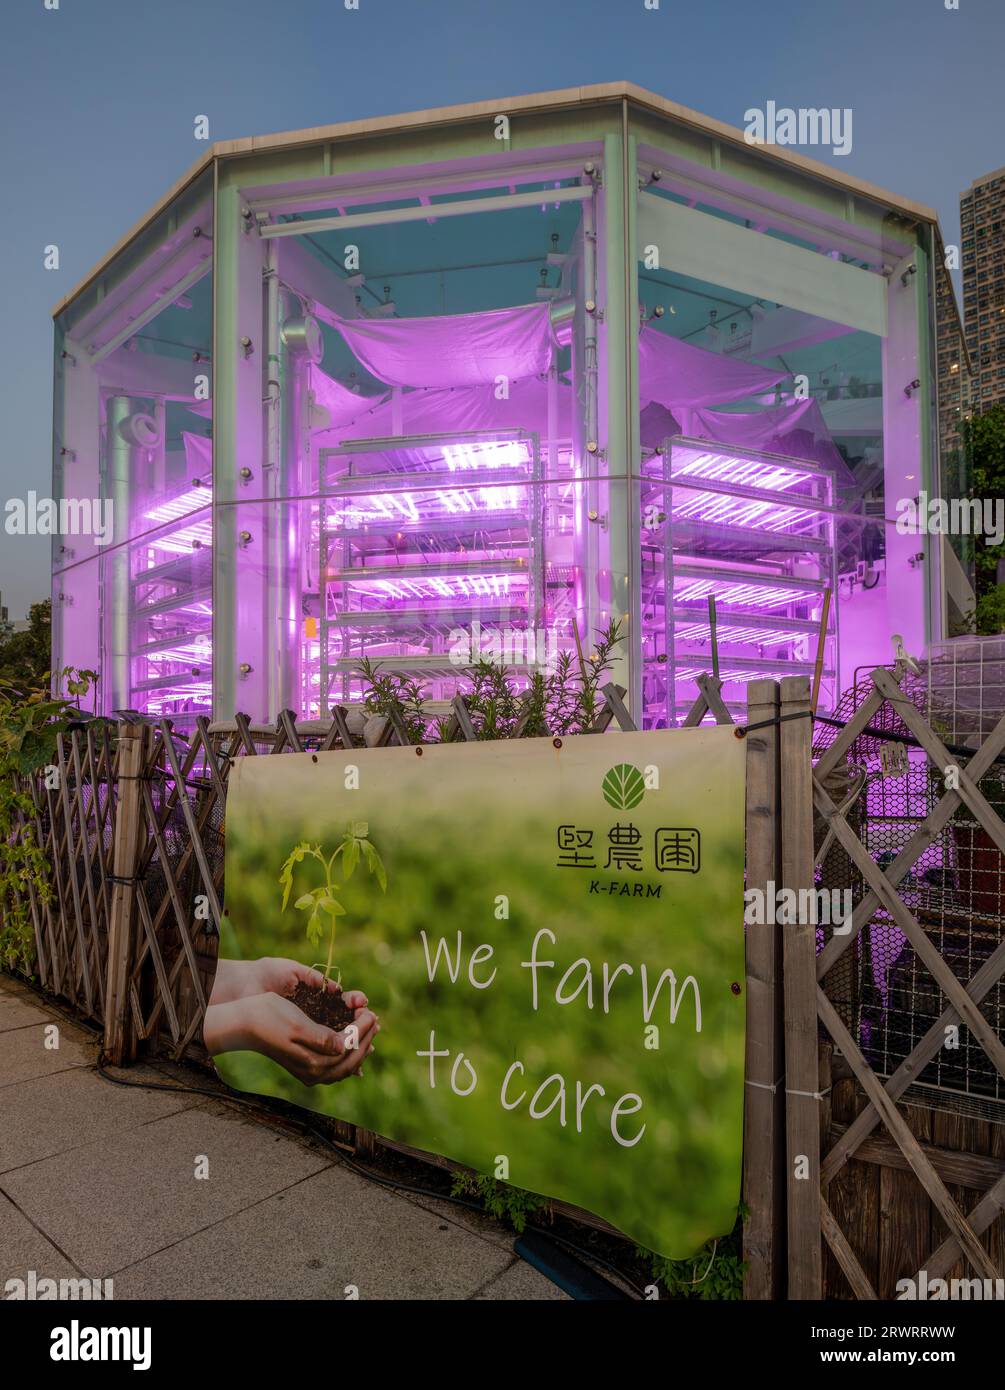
[278,820,386,1029]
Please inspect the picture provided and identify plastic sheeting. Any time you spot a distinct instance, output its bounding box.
[311,318,852,489]
[182,431,212,477]
[673,397,855,489]
[309,364,384,427]
[678,396,835,451]
[640,396,855,491]
[316,377,556,472]
[331,303,555,388]
[639,326,786,408]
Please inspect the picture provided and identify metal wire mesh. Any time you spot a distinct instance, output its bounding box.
[928,637,1005,744]
[814,662,1005,1109]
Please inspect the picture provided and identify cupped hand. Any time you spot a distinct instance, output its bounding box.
[210,956,369,1011]
[204,994,378,1086]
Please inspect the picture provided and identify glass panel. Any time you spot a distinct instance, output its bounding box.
[637,210,891,725]
[226,473,622,729]
[638,431,838,727]
[224,159,616,724]
[126,504,214,723]
[52,169,213,721]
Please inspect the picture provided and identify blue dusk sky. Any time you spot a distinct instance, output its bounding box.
[1,0,1003,618]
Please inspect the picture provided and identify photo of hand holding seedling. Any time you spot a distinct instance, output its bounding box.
[203,821,386,1086]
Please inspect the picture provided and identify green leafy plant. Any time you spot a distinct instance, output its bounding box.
[357,658,429,743]
[0,667,99,972]
[60,665,99,705]
[450,1175,744,1294]
[0,600,53,692]
[961,401,1005,632]
[278,821,387,982]
[968,584,1005,636]
[450,1172,549,1234]
[356,618,625,743]
[639,1204,747,1300]
[463,658,523,739]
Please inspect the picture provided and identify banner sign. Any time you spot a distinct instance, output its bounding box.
[215,728,747,1258]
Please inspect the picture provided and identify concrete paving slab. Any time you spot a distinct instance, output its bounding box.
[0,995,59,1031]
[0,976,593,1301]
[400,1188,517,1253]
[474,1255,570,1300]
[0,1103,333,1278]
[0,1065,203,1174]
[0,1020,98,1087]
[113,1159,515,1300]
[0,975,37,998]
[0,1191,81,1289]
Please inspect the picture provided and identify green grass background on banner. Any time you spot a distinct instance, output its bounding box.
[215,731,745,1259]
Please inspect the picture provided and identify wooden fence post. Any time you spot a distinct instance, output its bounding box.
[104,723,145,1065]
[779,675,823,1298]
[742,678,785,1298]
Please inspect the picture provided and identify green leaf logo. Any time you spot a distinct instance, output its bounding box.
[602,763,646,810]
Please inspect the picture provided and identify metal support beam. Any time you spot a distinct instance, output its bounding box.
[259,184,593,238]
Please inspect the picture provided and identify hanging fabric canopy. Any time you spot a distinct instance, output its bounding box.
[678,396,835,452]
[315,376,558,468]
[639,326,786,409]
[675,397,855,488]
[309,364,384,427]
[331,303,555,389]
[182,431,212,477]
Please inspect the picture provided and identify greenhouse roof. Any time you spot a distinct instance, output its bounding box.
[52,81,940,318]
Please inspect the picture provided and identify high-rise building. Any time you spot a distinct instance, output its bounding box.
[961,165,1005,413]
[934,233,975,633]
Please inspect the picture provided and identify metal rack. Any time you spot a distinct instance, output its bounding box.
[126,493,214,724]
[641,434,841,726]
[315,430,550,714]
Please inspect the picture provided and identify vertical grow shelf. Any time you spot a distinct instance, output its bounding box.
[317,430,557,712]
[641,434,839,725]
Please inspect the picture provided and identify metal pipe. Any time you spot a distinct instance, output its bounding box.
[599,129,634,700]
[275,287,310,717]
[549,296,576,346]
[105,398,159,711]
[264,243,281,718]
[572,197,600,651]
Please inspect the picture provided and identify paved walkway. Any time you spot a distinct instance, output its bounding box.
[0,975,566,1301]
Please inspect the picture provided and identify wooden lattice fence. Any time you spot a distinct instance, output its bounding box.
[787,666,1005,1298]
[4,664,1004,1297]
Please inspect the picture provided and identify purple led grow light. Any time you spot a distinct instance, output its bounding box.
[672,575,822,609]
[650,442,830,535]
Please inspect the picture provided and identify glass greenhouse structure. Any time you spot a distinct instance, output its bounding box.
[51,84,952,730]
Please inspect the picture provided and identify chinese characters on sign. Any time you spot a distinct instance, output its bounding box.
[557,824,701,873]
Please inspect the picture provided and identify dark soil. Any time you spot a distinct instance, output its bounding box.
[286,980,355,1032]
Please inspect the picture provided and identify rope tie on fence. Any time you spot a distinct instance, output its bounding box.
[784,1085,832,1101]
[745,1075,785,1094]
